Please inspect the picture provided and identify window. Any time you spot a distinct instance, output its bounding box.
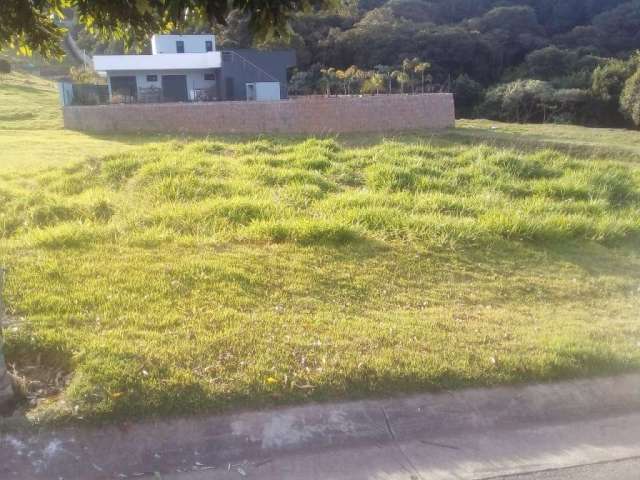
[176,41,185,53]
[204,73,216,81]
[146,74,158,82]
[110,76,138,100]
[205,40,213,52]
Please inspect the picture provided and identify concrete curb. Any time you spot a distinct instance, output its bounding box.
[1,374,639,479]
[0,268,16,414]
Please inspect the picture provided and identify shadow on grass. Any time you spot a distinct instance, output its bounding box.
[21,344,640,426]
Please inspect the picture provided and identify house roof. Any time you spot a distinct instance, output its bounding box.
[93,52,221,72]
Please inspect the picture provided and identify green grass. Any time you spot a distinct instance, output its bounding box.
[1,136,639,424]
[1,71,640,424]
[0,71,165,171]
[453,119,640,160]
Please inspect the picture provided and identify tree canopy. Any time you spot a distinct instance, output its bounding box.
[5,0,640,128]
[1,0,329,57]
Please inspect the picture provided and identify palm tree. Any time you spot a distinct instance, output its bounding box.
[392,70,409,94]
[374,65,393,94]
[335,69,348,95]
[369,72,385,94]
[362,72,385,94]
[402,57,419,94]
[414,61,432,93]
[320,68,338,96]
[338,65,365,95]
[0,269,13,410]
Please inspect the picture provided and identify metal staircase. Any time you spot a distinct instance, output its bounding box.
[223,50,278,82]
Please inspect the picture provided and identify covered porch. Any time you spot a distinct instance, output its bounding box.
[93,51,222,103]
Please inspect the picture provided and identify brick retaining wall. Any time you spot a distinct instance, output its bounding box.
[63,94,454,134]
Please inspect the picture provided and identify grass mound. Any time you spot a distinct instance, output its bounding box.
[2,139,639,247]
[1,136,639,423]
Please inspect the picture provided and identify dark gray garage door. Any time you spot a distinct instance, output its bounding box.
[162,75,188,102]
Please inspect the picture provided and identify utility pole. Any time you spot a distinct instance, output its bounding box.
[0,268,14,412]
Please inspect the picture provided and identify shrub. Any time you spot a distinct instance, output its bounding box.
[592,58,634,102]
[453,74,483,116]
[0,59,10,74]
[620,69,640,127]
[479,80,554,123]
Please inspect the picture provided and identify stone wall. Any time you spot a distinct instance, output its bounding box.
[63,94,454,134]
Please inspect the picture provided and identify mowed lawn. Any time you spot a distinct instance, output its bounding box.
[1,72,640,424]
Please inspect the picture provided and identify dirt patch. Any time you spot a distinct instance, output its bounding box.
[5,358,71,415]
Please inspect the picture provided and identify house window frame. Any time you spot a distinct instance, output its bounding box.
[204,73,216,81]
[146,74,158,82]
[176,40,185,53]
[205,40,213,52]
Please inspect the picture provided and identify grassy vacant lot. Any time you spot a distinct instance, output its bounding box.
[1,71,639,424]
[2,136,640,423]
[0,71,163,171]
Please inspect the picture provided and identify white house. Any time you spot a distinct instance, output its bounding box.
[93,34,220,102]
[91,34,296,103]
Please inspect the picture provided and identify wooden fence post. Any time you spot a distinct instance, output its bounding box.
[0,268,15,410]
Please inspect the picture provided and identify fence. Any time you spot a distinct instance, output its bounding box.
[63,93,455,134]
[58,82,109,106]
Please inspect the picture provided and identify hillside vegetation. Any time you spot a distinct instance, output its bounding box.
[0,71,163,170]
[2,135,639,422]
[71,0,640,128]
[0,71,61,130]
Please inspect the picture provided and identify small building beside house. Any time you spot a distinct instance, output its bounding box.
[88,34,295,104]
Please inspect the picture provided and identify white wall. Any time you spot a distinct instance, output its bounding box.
[107,70,217,101]
[94,52,221,72]
[151,35,215,54]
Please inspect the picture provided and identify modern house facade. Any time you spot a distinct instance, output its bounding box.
[91,34,296,103]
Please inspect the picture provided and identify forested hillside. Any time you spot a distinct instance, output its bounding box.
[73,0,640,127]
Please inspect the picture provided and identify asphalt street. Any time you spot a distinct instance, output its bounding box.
[163,413,640,480]
[495,458,640,480]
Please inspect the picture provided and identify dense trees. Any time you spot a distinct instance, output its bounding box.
[6,0,640,127]
[272,0,640,127]
[621,70,640,126]
[1,0,330,57]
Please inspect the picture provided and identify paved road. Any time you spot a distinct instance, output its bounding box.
[164,413,640,480]
[4,375,640,479]
[496,458,640,479]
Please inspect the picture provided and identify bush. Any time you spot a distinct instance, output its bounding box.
[479,79,554,123]
[592,58,634,102]
[620,69,640,127]
[453,74,483,116]
[479,80,599,125]
[0,59,10,74]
